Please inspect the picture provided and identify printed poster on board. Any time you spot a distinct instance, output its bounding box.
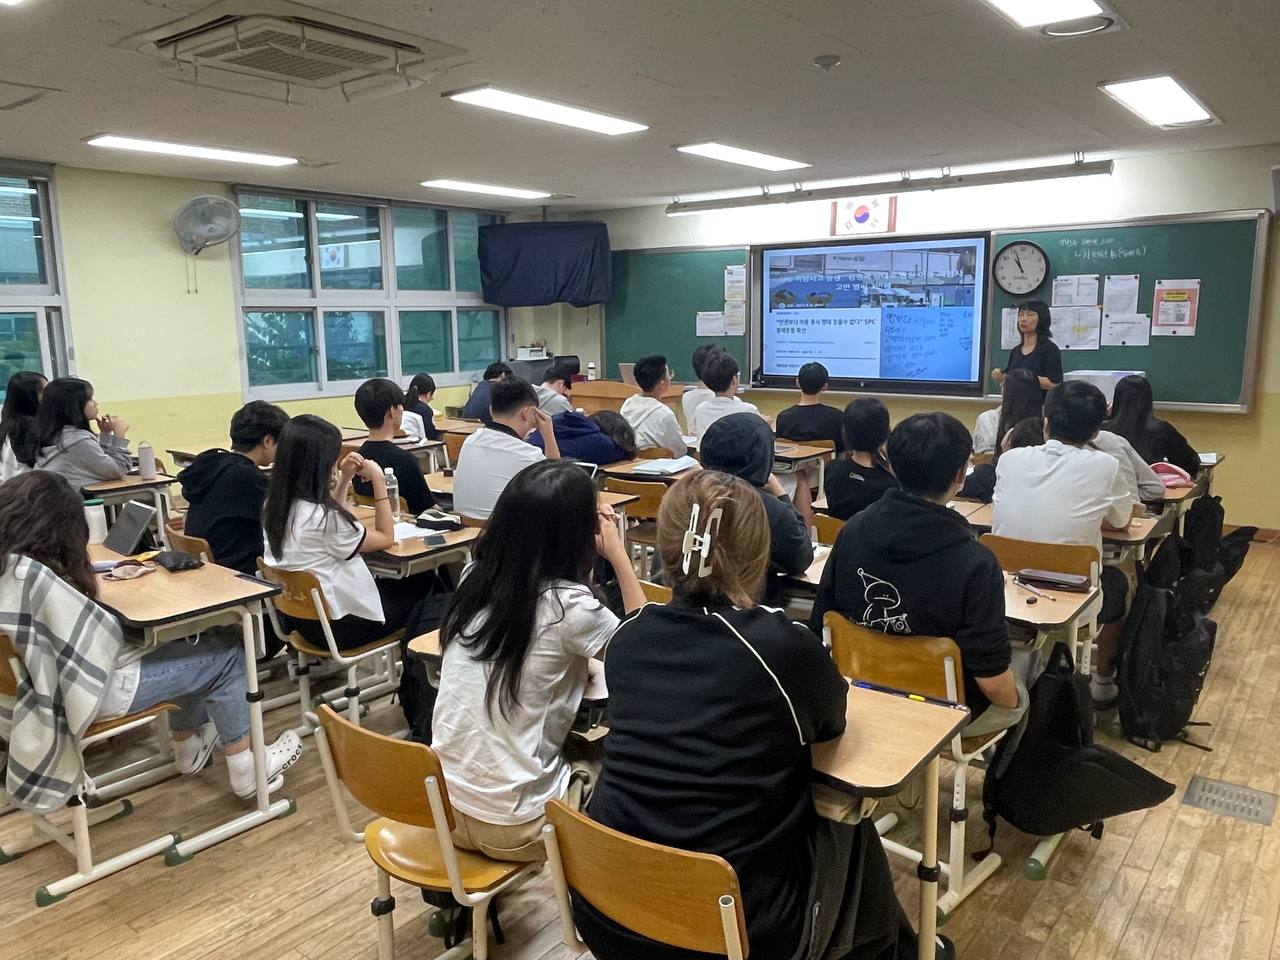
[1152,279,1201,337]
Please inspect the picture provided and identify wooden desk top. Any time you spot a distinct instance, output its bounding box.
[423,471,638,513]
[88,544,278,627]
[1003,573,1100,628]
[965,504,1171,545]
[772,442,836,463]
[1163,484,1198,503]
[354,512,480,560]
[84,473,178,495]
[947,499,987,519]
[812,684,969,797]
[601,460,700,483]
[437,419,484,436]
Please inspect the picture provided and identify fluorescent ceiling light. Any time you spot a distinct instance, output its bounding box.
[0,1,30,6]
[86,135,298,167]
[1099,75,1215,127]
[676,142,809,172]
[446,86,647,135]
[421,179,551,200]
[980,0,1102,28]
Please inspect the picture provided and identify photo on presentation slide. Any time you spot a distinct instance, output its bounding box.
[757,233,990,394]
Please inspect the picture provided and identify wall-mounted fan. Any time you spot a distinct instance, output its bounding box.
[172,196,241,256]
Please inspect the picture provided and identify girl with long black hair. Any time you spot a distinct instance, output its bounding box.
[33,377,132,491]
[0,370,45,480]
[1104,374,1200,477]
[992,299,1062,396]
[973,367,1042,456]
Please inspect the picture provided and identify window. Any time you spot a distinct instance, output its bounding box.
[0,178,46,286]
[235,189,505,400]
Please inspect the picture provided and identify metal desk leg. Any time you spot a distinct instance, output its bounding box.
[918,755,941,960]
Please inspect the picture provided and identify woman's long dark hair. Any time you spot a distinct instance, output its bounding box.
[405,373,436,411]
[440,459,600,720]
[1,370,46,467]
[994,369,1043,462]
[262,414,357,558]
[0,471,97,599]
[1104,374,1156,460]
[34,377,94,453]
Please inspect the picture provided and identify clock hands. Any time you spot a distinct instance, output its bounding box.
[1013,252,1025,274]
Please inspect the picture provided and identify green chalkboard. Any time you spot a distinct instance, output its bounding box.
[988,212,1268,408]
[605,248,748,382]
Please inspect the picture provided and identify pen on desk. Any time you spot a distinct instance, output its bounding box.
[1013,577,1057,601]
[850,679,966,710]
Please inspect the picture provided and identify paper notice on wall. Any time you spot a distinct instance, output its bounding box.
[1100,313,1151,347]
[1052,274,1100,307]
[1103,275,1141,315]
[1051,306,1101,350]
[723,300,747,335]
[1000,307,1021,349]
[696,310,726,336]
[724,265,747,302]
[1152,279,1201,337]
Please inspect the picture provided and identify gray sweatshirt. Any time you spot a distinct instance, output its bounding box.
[36,427,131,493]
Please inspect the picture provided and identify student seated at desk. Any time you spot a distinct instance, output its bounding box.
[403,373,440,441]
[32,377,132,492]
[0,370,45,482]
[529,409,636,465]
[453,378,559,521]
[1091,429,1165,504]
[775,361,845,452]
[973,368,1041,456]
[812,413,1022,737]
[432,460,645,861]
[0,472,302,800]
[699,413,812,603]
[993,380,1133,709]
[535,363,575,416]
[179,400,288,575]
[958,416,1043,503]
[680,344,718,431]
[578,470,941,960]
[461,362,512,422]
[823,397,897,521]
[351,378,436,515]
[620,354,686,456]
[690,350,761,444]
[262,415,423,650]
[1104,374,1200,477]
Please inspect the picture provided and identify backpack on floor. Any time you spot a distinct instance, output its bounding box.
[399,571,454,744]
[1219,526,1257,584]
[1181,495,1225,571]
[981,644,1175,846]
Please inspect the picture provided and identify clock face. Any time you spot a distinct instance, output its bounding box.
[993,241,1049,296]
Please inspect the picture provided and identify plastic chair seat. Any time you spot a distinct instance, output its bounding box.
[959,730,1006,757]
[363,818,523,893]
[285,629,404,660]
[86,702,179,738]
[627,521,658,546]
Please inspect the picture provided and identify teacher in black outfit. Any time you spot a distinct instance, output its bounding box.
[991,299,1062,395]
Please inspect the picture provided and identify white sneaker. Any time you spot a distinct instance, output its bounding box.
[173,722,219,775]
[227,731,303,799]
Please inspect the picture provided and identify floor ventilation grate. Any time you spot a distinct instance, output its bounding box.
[1182,775,1276,825]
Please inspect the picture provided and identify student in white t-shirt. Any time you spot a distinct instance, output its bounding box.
[432,459,646,861]
[680,344,718,432]
[452,378,560,521]
[620,354,686,456]
[691,349,762,443]
[992,380,1134,708]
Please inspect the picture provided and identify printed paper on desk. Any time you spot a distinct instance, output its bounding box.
[724,300,747,335]
[1000,307,1021,349]
[724,265,747,302]
[1052,274,1100,307]
[1103,275,1141,315]
[392,521,426,541]
[1100,313,1151,347]
[696,311,726,336]
[1051,306,1101,350]
[1152,280,1200,337]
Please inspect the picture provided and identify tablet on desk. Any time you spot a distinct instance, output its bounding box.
[102,500,157,556]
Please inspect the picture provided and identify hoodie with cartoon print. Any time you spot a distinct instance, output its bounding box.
[810,486,1011,715]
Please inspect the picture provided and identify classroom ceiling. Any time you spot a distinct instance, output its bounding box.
[1,0,1278,211]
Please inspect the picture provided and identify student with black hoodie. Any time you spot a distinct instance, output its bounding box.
[179,400,288,575]
[812,412,1021,734]
[699,412,812,603]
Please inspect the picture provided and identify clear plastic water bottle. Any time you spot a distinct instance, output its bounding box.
[383,467,400,521]
[587,361,597,380]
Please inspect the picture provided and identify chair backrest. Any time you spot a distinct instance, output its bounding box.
[971,451,995,466]
[255,559,331,621]
[824,613,963,704]
[635,447,671,460]
[352,490,411,515]
[0,631,17,698]
[545,799,749,957]
[978,534,1099,580]
[459,513,488,529]
[444,432,467,466]
[166,527,215,563]
[603,477,667,521]
[811,513,844,546]
[317,705,453,830]
[639,581,673,604]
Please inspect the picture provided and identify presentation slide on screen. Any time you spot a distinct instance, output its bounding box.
[761,236,988,384]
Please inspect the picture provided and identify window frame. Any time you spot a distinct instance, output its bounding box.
[231,187,506,402]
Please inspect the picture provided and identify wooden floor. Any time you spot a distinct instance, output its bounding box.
[3,546,1279,960]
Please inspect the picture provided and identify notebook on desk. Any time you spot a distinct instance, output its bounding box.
[632,455,699,476]
[1199,452,1219,466]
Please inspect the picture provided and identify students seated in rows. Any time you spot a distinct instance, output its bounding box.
[959,416,1044,503]
[535,363,574,415]
[403,373,440,441]
[993,380,1133,708]
[351,378,435,515]
[578,470,937,960]
[453,378,559,521]
[813,413,1022,736]
[1104,374,1200,477]
[620,354,686,456]
[973,368,1041,456]
[775,361,845,451]
[0,472,302,801]
[0,370,45,482]
[700,413,812,603]
[461,361,511,421]
[823,397,897,521]
[262,415,423,649]
[432,460,645,860]
[691,350,760,443]
[680,344,718,431]
[529,409,636,465]
[33,377,131,492]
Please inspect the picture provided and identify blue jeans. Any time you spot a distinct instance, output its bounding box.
[126,630,250,744]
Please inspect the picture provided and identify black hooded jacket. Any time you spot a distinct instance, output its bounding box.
[178,449,267,575]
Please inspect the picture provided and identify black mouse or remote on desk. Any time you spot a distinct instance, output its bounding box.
[1026,596,1037,605]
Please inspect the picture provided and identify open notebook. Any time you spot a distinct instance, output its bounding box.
[631,455,700,476]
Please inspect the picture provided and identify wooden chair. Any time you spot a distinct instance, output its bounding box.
[542,799,748,959]
[639,581,673,604]
[824,614,1008,922]
[811,513,845,546]
[0,632,181,905]
[603,477,667,577]
[164,526,214,562]
[352,490,411,516]
[444,432,467,468]
[256,562,404,735]
[315,705,538,960]
[459,513,488,529]
[971,451,995,466]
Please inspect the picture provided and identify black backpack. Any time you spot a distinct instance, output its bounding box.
[1181,495,1224,571]
[981,644,1174,845]
[398,571,455,744]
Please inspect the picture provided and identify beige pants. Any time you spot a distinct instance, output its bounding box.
[450,761,596,862]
